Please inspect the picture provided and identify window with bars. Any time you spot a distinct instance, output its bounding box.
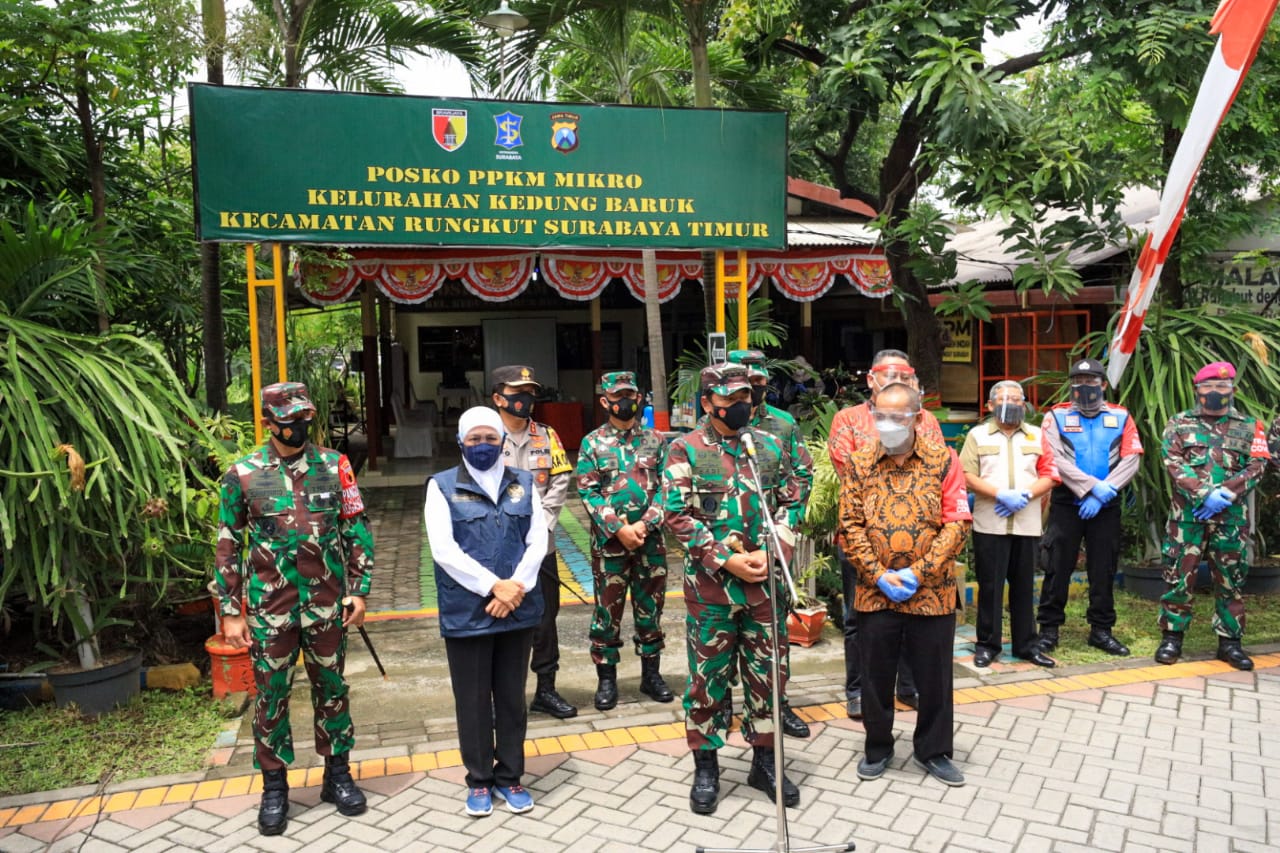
[978,310,1091,408]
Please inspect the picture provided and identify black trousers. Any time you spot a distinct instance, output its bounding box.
[444,627,535,789]
[531,552,561,676]
[858,608,954,763]
[973,532,1039,657]
[841,551,916,698]
[1038,491,1122,630]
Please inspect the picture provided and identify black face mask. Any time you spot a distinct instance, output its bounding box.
[1200,390,1232,412]
[271,418,311,448]
[501,391,536,419]
[712,400,752,431]
[1070,383,1105,415]
[606,397,639,421]
[750,385,767,407]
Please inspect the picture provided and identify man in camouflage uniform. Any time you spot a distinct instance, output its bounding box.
[215,382,373,836]
[491,364,578,718]
[576,370,673,711]
[1156,361,1271,670]
[661,364,806,815]
[726,348,814,739]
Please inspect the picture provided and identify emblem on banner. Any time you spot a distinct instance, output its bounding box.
[494,111,523,150]
[550,111,580,153]
[431,108,467,151]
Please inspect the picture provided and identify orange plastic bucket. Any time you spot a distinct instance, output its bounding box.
[205,633,256,698]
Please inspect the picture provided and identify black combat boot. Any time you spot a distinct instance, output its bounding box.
[1216,637,1254,671]
[689,749,720,814]
[1154,630,1184,665]
[530,673,578,718]
[320,754,368,816]
[746,745,800,807]
[593,664,618,711]
[1037,625,1059,653]
[638,655,674,703]
[1087,627,1130,656]
[257,769,289,836]
[781,704,811,738]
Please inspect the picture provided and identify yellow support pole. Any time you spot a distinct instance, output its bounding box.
[245,243,287,445]
[714,252,726,334]
[716,250,749,348]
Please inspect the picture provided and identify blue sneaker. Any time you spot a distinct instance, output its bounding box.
[465,786,493,817]
[493,784,535,814]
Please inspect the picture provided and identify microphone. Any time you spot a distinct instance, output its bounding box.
[740,430,757,457]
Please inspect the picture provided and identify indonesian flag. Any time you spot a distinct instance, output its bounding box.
[1107,0,1279,385]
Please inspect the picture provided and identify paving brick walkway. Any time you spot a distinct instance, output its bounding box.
[3,653,1277,852]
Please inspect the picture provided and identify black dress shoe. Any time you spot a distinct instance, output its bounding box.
[1037,626,1059,653]
[781,705,811,738]
[1087,627,1130,656]
[846,696,863,720]
[973,648,995,668]
[856,753,891,781]
[914,754,965,787]
[530,676,578,719]
[1217,639,1254,671]
[896,693,919,710]
[1017,650,1057,668]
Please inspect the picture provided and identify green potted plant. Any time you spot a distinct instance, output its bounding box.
[0,206,218,715]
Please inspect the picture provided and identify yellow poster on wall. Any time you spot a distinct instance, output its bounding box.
[941,317,973,363]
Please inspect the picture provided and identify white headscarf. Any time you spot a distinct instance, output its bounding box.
[457,406,506,502]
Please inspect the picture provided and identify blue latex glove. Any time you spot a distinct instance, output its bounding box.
[876,573,913,603]
[1078,495,1103,520]
[896,568,920,597]
[995,489,1030,517]
[1193,486,1235,521]
[1090,480,1118,505]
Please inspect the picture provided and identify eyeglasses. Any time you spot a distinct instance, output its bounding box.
[1195,381,1234,391]
[870,408,920,425]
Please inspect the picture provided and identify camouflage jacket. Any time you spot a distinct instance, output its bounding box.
[576,422,667,545]
[695,404,814,502]
[214,443,374,618]
[660,423,804,607]
[1161,407,1271,523]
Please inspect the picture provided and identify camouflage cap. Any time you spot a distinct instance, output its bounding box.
[727,349,769,379]
[491,364,542,389]
[700,363,751,396]
[261,381,316,419]
[600,371,638,393]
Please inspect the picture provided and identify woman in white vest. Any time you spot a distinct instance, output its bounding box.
[959,381,1061,668]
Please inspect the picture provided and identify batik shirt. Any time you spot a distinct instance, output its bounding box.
[827,401,944,480]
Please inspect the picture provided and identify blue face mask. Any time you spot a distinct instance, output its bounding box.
[461,442,502,471]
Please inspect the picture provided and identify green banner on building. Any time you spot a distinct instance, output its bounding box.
[189,85,787,250]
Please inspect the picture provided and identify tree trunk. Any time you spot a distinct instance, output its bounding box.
[1161,125,1186,309]
[201,0,227,411]
[885,239,944,395]
[642,249,669,430]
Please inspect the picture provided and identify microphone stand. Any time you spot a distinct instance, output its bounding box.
[697,430,855,853]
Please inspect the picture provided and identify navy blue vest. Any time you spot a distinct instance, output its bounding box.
[431,465,544,638]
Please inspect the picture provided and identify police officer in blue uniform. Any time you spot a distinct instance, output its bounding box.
[1037,359,1145,655]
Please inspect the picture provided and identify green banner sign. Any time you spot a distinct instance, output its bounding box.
[189,85,787,250]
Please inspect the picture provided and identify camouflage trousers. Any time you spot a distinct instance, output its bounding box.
[248,603,353,771]
[729,588,791,705]
[1159,519,1249,638]
[684,598,777,751]
[589,538,667,666]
